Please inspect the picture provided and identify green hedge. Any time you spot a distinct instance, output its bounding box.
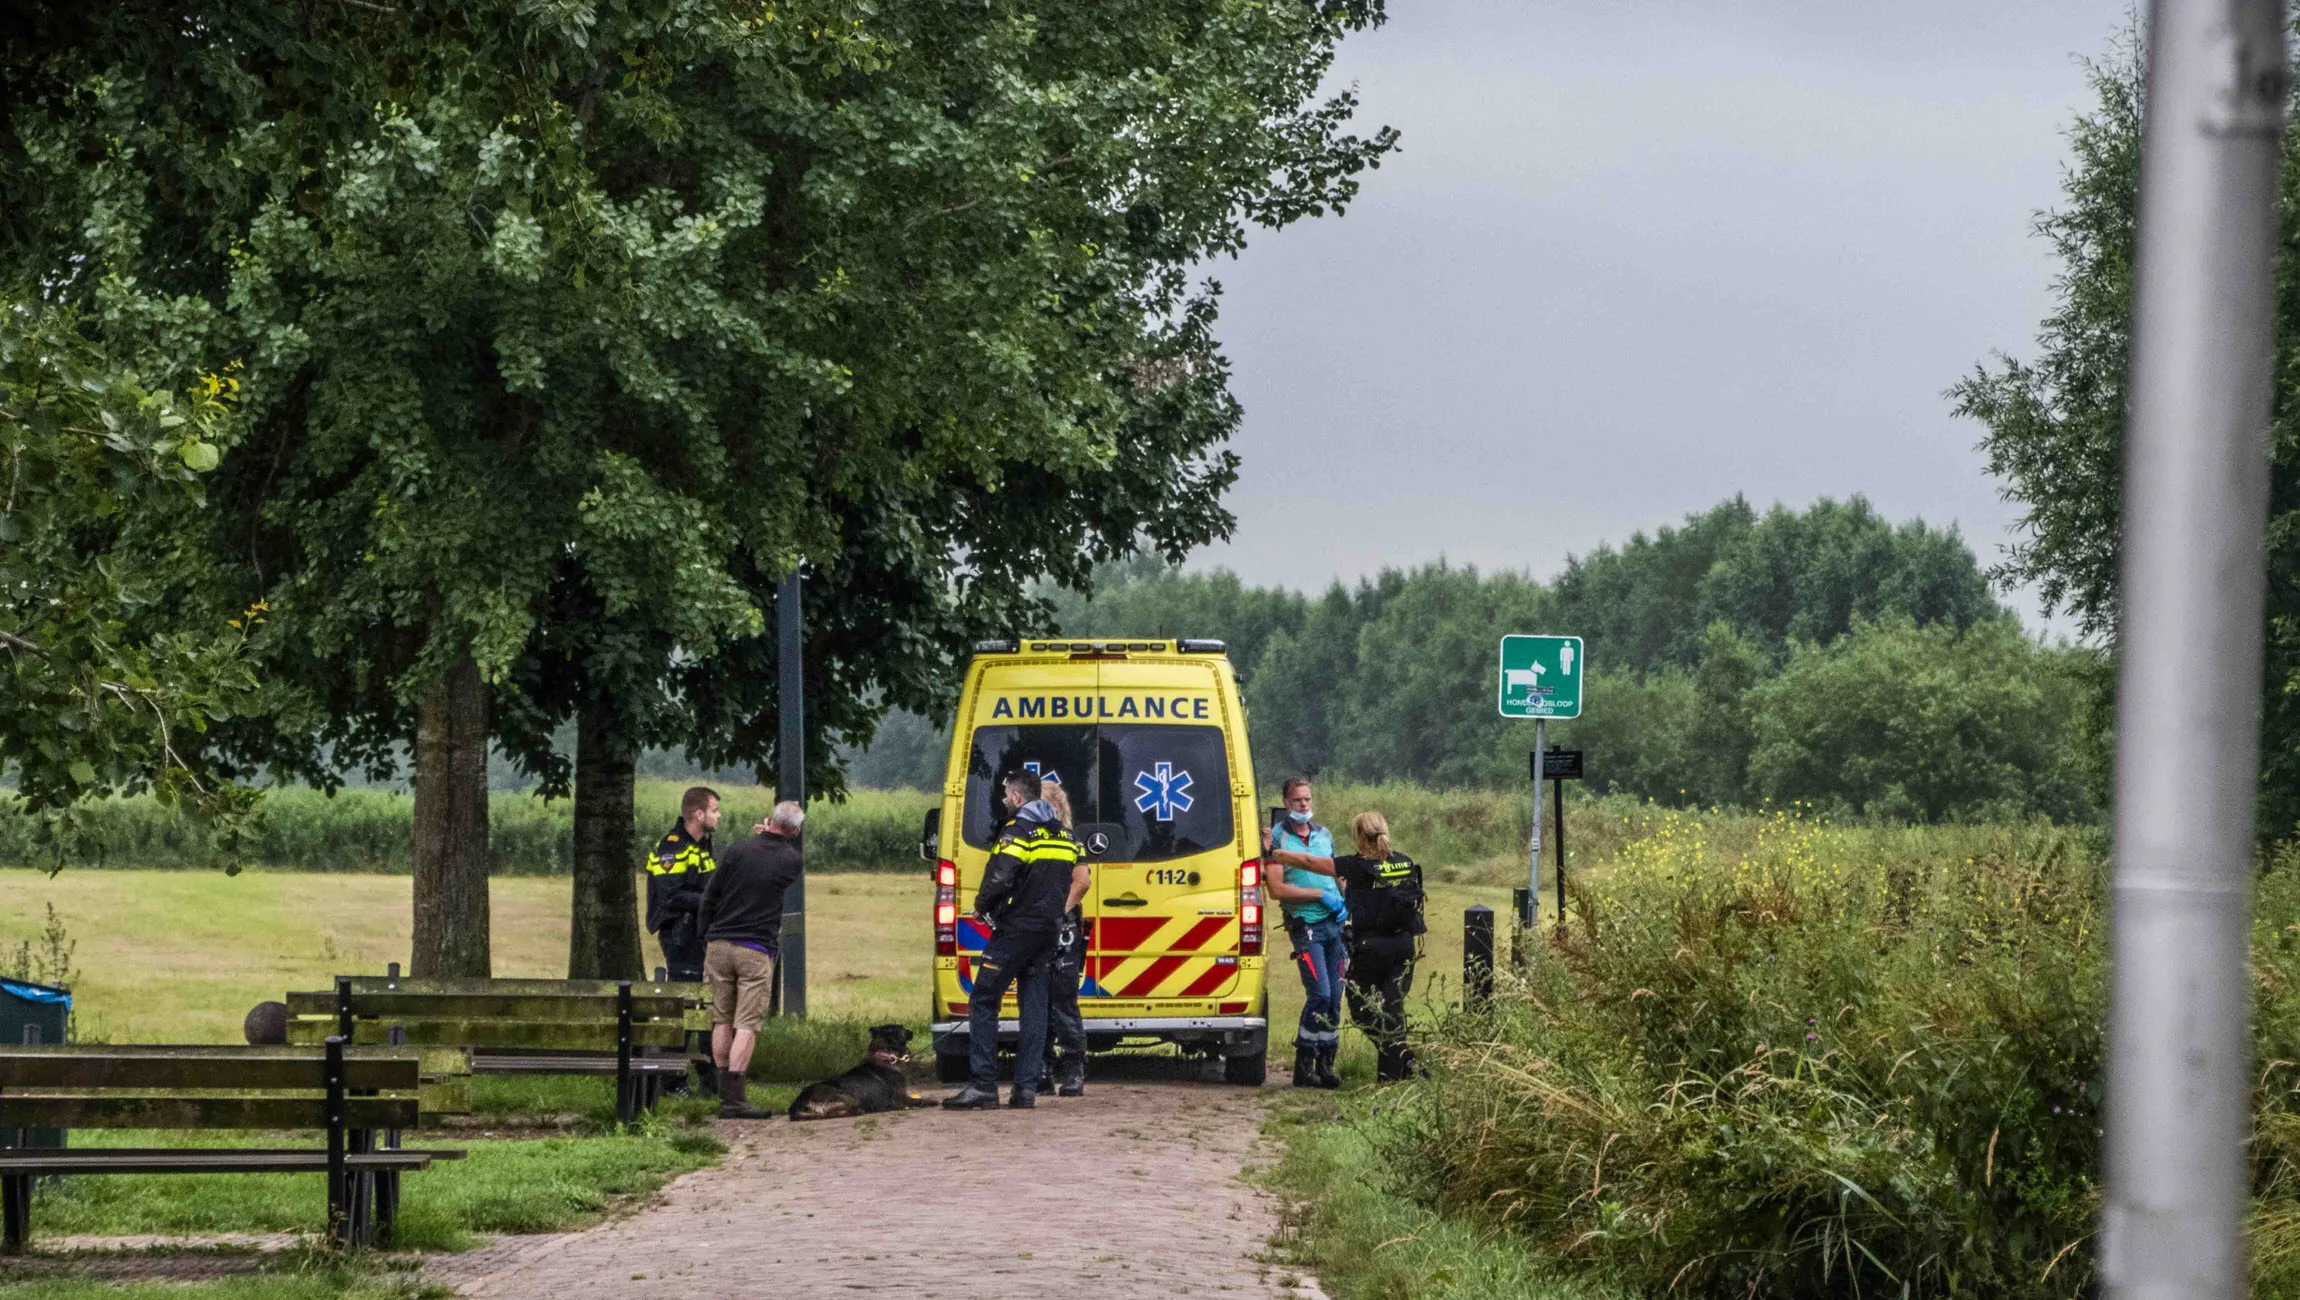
[0,782,935,874]
[4,777,1667,879]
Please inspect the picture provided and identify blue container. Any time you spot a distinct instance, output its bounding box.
[1,978,70,1150]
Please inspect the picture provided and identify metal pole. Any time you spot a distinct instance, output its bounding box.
[2103,3,2286,1295]
[1527,719,1544,928]
[1552,761,1567,937]
[776,568,808,1019]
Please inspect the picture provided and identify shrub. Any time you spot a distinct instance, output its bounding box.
[1379,809,2300,1297]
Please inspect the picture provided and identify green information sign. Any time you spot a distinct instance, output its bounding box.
[1498,634,1584,719]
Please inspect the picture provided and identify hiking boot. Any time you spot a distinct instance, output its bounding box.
[1056,1053,1086,1098]
[1375,1045,1405,1084]
[941,1084,1001,1110]
[1292,1047,1318,1089]
[1007,1086,1037,1109]
[1314,1046,1342,1090]
[716,1071,774,1120]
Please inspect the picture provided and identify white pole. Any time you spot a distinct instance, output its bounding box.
[1529,717,1544,928]
[2103,2,2286,1295]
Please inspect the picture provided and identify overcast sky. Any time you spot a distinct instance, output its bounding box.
[1195,0,2132,632]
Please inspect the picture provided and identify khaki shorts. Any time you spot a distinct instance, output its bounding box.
[704,941,776,1030]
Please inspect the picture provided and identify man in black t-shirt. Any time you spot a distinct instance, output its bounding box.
[696,801,805,1118]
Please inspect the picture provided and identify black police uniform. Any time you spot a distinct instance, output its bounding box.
[956,805,1079,1103]
[644,821,715,981]
[1037,904,1088,1095]
[1335,851,1427,1082]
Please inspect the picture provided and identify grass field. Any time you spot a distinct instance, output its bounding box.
[0,869,924,1043]
[2,866,1516,1077]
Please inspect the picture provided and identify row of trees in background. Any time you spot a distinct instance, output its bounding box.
[855,495,2102,824]
[0,0,1397,973]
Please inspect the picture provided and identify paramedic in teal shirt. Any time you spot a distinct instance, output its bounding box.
[1263,776,1347,1088]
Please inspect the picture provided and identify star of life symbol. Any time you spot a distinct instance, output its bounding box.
[1133,762,1195,822]
[1024,761,1061,785]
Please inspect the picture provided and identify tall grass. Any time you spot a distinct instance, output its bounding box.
[1359,808,2300,1298]
[1263,1096,1625,1300]
[0,782,935,874]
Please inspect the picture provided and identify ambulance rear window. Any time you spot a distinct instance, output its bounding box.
[963,724,1234,862]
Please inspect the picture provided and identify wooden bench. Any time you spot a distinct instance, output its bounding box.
[0,1040,467,1252]
[285,975,707,1122]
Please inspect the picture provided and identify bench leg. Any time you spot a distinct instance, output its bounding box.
[4,1173,29,1255]
[374,1170,400,1249]
[349,1129,373,1249]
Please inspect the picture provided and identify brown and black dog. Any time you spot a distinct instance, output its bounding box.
[788,1023,935,1121]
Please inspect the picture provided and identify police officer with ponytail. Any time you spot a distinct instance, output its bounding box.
[1031,779,1091,1097]
[1266,809,1427,1083]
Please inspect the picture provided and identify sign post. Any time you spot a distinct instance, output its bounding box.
[1499,636,1583,935]
[1537,748,1585,934]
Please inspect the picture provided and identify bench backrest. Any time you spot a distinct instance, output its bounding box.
[285,977,705,1053]
[0,1045,442,1130]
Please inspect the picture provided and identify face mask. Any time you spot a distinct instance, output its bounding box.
[1287,809,1313,825]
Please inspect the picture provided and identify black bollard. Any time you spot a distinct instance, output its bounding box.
[1464,905,1495,1010]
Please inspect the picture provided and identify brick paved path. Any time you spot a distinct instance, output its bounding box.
[428,1080,1325,1299]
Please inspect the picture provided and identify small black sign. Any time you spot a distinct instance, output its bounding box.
[1534,748,1585,781]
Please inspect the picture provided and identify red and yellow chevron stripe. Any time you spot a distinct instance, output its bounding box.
[1088,913,1239,999]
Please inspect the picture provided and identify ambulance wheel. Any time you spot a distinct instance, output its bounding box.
[1223,1050,1267,1086]
[935,1049,970,1083]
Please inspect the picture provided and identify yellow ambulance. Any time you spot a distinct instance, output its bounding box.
[921,638,1270,1085]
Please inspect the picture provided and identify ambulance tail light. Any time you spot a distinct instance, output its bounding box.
[1238,859,1263,956]
[935,861,959,955]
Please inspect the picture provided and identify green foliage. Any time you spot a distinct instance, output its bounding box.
[1747,617,2095,823]
[1371,813,2300,1297]
[0,301,260,862]
[1554,495,2001,673]
[1951,27,2300,833]
[987,502,2092,821]
[1332,565,1552,787]
[0,0,1399,799]
[1043,552,1311,674]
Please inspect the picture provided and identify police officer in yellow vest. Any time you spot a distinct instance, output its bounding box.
[943,770,1083,1110]
[647,786,721,982]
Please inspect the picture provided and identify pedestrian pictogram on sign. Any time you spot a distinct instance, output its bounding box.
[1498,635,1584,719]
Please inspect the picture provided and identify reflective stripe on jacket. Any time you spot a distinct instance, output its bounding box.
[975,820,1082,933]
[643,823,715,934]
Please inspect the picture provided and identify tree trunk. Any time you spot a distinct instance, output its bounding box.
[412,651,491,977]
[569,698,644,979]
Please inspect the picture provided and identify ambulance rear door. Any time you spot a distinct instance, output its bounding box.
[1079,660,1242,1006]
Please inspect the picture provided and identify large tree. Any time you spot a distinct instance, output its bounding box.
[3,0,1396,974]
[1950,28,2300,834]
